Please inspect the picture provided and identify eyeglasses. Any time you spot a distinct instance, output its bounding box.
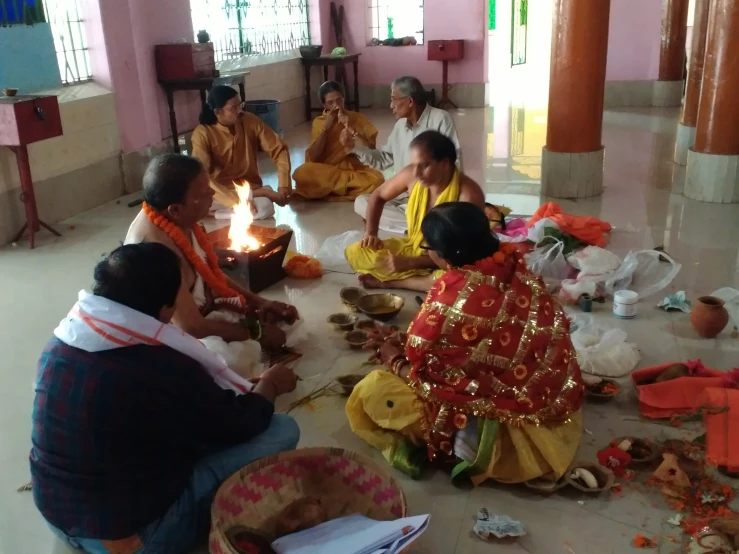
[390,95,410,104]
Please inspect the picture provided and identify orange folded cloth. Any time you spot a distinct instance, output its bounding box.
[701,388,739,473]
[284,253,323,279]
[632,362,725,419]
[526,202,612,247]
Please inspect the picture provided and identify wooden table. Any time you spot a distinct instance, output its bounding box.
[301,54,360,120]
[159,72,249,153]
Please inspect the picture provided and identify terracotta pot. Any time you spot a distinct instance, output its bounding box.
[690,296,729,339]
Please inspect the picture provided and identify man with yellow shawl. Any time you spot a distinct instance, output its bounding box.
[345,131,485,292]
[293,81,384,201]
[346,202,584,484]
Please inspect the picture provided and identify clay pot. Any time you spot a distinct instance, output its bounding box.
[690,296,729,339]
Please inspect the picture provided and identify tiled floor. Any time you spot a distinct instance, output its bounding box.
[1,102,739,554]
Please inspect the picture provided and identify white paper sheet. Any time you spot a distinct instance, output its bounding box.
[271,514,430,554]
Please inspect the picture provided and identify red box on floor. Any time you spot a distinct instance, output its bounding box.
[155,43,216,81]
[0,95,63,147]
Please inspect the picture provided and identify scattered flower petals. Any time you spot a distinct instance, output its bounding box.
[633,534,658,548]
[597,446,632,477]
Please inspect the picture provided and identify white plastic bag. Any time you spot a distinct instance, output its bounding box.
[558,279,597,304]
[557,246,623,304]
[567,246,622,276]
[604,249,681,300]
[314,230,363,273]
[570,324,640,378]
[526,218,560,244]
[524,237,570,291]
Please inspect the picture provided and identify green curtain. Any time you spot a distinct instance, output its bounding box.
[488,0,496,30]
[0,0,46,26]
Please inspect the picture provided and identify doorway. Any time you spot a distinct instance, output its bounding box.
[487,0,553,106]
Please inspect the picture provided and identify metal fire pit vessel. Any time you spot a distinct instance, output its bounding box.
[208,225,293,293]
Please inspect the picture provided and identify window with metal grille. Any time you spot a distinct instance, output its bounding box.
[0,0,91,84]
[511,0,527,67]
[368,0,424,45]
[190,0,311,64]
[46,0,91,83]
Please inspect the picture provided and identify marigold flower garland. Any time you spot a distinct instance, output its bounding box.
[142,202,246,307]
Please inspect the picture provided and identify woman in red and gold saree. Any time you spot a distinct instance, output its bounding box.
[346,202,584,484]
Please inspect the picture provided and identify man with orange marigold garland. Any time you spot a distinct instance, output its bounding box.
[346,202,584,484]
[125,154,299,372]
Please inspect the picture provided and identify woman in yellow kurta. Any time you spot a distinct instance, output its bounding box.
[293,81,384,201]
[347,202,584,484]
[191,86,292,220]
[345,130,485,292]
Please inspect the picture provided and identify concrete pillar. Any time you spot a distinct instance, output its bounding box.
[674,0,711,164]
[657,0,690,107]
[541,0,610,199]
[685,0,739,203]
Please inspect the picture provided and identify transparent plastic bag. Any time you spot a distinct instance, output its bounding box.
[570,324,640,378]
[314,230,363,273]
[524,237,570,291]
[604,249,681,300]
[711,287,739,330]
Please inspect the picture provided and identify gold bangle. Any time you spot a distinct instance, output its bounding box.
[392,357,408,376]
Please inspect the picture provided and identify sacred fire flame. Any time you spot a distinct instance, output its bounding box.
[228,182,261,252]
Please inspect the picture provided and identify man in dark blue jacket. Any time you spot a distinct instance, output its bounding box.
[31,242,300,553]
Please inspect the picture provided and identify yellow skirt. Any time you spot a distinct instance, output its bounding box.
[346,370,583,484]
[293,161,384,201]
[345,238,444,282]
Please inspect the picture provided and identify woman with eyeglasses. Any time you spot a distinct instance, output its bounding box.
[191,85,292,220]
[345,130,485,292]
[346,201,584,485]
[292,80,385,201]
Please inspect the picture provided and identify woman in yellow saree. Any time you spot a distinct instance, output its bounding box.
[293,81,384,201]
[346,202,584,485]
[345,131,485,292]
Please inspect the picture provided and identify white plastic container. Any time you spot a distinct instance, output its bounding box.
[613,290,639,319]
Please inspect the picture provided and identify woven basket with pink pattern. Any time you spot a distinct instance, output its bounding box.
[209,447,409,554]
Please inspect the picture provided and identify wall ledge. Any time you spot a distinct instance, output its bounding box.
[218,49,303,73]
[604,80,684,108]
[35,81,113,103]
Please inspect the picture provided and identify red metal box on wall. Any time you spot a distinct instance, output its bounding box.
[427,40,465,62]
[0,95,63,147]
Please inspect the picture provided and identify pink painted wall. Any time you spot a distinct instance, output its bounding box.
[340,0,486,86]
[605,0,662,81]
[79,0,111,89]
[311,0,333,52]
[85,0,197,151]
[130,0,199,148]
[91,0,328,152]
